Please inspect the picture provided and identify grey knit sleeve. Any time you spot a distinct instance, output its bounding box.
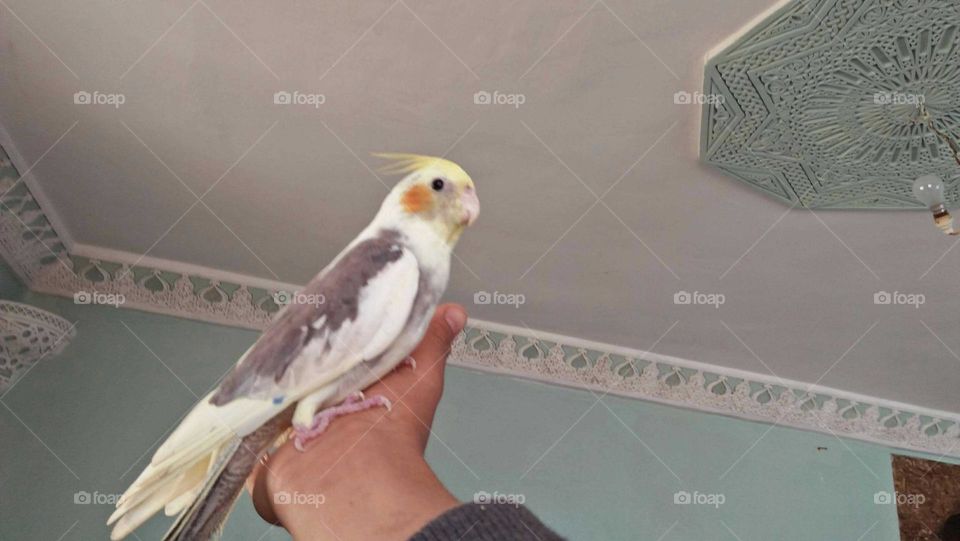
[409,502,565,541]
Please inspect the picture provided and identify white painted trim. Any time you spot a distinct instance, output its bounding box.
[69,242,303,293]
[468,317,960,426]
[703,0,794,62]
[16,244,960,458]
[56,244,960,422]
[29,280,267,331]
[447,358,953,457]
[693,70,707,158]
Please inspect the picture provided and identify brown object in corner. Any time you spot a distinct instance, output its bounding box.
[892,455,960,541]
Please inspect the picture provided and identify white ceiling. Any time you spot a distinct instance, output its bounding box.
[2,0,959,413]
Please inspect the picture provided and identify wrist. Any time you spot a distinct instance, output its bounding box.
[275,450,458,541]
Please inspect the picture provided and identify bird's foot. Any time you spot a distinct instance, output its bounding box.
[401,355,417,370]
[293,393,393,451]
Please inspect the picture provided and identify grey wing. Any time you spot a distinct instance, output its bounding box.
[210,230,420,405]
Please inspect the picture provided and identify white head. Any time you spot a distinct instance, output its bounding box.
[374,153,480,246]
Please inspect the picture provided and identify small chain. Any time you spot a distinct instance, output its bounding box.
[917,103,960,167]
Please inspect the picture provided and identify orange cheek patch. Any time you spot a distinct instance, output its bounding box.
[401,184,434,214]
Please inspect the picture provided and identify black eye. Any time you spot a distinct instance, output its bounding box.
[431,178,444,191]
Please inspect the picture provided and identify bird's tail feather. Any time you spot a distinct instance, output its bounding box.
[109,391,293,540]
[163,406,293,541]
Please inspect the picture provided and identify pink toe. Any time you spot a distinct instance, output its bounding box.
[292,394,393,451]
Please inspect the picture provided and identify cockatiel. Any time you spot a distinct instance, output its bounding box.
[108,154,479,541]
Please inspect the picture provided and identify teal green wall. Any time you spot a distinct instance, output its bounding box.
[0,259,25,299]
[1,291,941,540]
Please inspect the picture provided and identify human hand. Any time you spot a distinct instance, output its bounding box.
[248,304,468,541]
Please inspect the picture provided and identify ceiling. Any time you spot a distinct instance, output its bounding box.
[1,0,959,413]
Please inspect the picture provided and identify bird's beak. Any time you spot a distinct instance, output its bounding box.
[459,187,480,227]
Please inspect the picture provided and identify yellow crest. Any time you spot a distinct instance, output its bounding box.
[373,152,471,183]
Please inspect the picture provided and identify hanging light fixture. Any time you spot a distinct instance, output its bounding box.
[912,101,960,234]
[913,174,958,235]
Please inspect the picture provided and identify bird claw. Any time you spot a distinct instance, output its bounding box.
[293,394,393,451]
[401,356,417,370]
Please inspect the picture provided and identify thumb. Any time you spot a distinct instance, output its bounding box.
[414,304,466,379]
[394,304,466,421]
[425,304,467,348]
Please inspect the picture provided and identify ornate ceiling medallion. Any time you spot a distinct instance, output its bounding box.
[702,0,960,208]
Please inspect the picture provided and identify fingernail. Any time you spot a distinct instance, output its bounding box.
[444,307,466,333]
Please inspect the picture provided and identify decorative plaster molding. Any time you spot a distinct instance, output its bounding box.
[0,300,75,391]
[451,322,960,458]
[701,0,960,208]
[0,145,70,284]
[1,141,958,458]
[29,257,282,329]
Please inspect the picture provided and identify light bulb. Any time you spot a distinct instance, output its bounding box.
[913,175,945,208]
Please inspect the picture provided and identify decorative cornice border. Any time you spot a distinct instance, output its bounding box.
[451,321,960,458]
[1,141,958,459]
[0,145,70,285]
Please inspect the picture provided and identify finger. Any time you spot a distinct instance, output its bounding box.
[409,304,465,418]
[367,303,465,390]
[413,303,467,386]
[365,304,466,427]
